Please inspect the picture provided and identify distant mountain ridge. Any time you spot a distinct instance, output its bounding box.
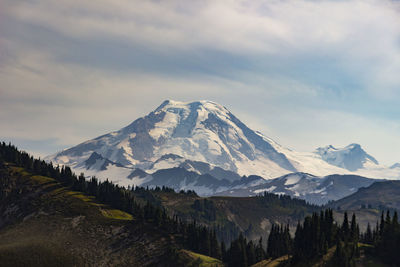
[46,100,400,198]
[327,180,400,211]
[214,173,380,205]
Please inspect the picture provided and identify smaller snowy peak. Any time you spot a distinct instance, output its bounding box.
[315,143,378,171]
[390,163,400,169]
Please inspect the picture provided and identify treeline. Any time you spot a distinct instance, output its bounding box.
[292,210,335,261]
[257,191,318,210]
[256,192,320,223]
[221,209,361,267]
[223,233,265,267]
[229,209,361,266]
[361,210,400,266]
[293,210,360,266]
[267,224,291,259]
[219,224,289,267]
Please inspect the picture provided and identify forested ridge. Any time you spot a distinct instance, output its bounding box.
[1,142,398,266]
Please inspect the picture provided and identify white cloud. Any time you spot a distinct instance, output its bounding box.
[4,0,400,94]
[4,0,400,52]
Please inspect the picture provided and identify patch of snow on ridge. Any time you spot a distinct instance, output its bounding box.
[284,175,301,185]
[151,158,182,171]
[118,134,135,155]
[311,187,327,194]
[149,112,180,140]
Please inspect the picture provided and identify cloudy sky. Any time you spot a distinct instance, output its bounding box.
[1,0,400,165]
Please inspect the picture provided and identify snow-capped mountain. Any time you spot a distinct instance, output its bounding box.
[315,144,378,171]
[214,173,380,205]
[46,100,400,195]
[47,100,299,179]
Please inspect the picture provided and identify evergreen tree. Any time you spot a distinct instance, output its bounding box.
[342,212,349,239]
[267,224,292,259]
[350,213,359,242]
[255,237,265,262]
[363,223,373,244]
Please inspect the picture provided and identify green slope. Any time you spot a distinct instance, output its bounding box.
[176,249,224,267]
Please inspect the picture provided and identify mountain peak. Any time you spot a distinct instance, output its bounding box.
[157,99,222,107]
[315,143,378,171]
[48,100,295,178]
[155,100,228,116]
[321,143,362,152]
[346,143,362,150]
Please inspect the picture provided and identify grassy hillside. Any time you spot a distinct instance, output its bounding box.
[176,249,224,267]
[0,163,217,266]
[251,255,289,267]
